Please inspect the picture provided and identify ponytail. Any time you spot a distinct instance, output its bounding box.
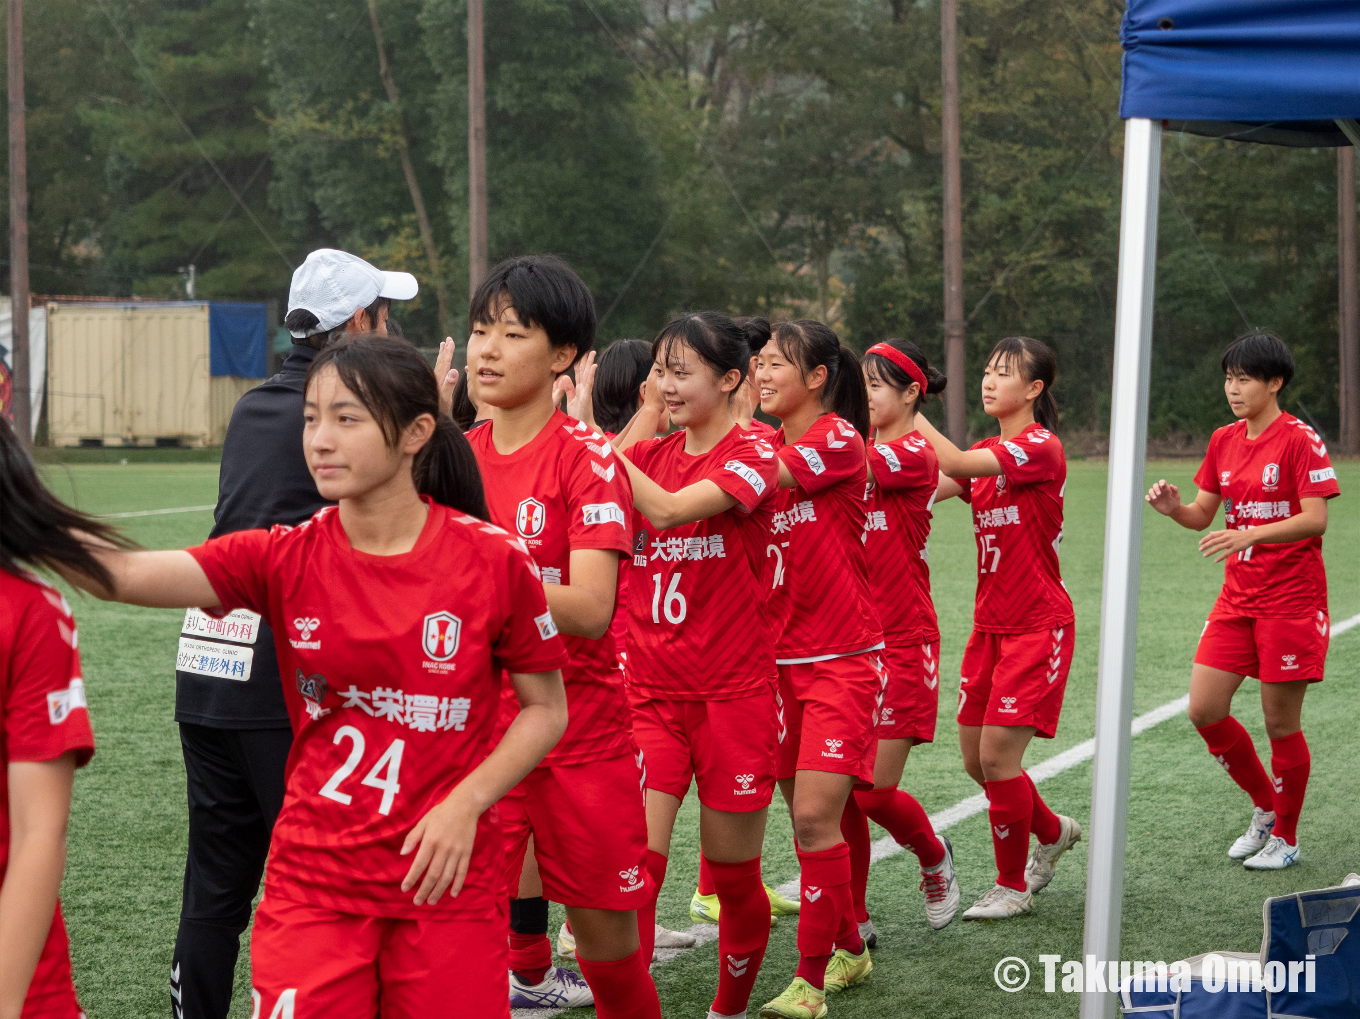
[989,335,1059,433]
[771,320,870,437]
[0,415,138,590]
[309,333,489,520]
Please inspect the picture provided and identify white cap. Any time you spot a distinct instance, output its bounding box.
[287,248,419,337]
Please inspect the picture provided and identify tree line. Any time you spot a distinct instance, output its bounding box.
[2,0,1353,441]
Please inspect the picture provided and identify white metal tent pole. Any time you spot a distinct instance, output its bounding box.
[1079,116,1162,1019]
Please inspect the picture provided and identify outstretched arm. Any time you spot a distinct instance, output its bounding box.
[620,457,738,529]
[59,540,219,609]
[1198,497,1327,563]
[914,414,1002,479]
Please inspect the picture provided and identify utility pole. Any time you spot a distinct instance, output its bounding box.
[468,0,488,297]
[1340,145,1359,453]
[940,0,966,445]
[8,0,30,443]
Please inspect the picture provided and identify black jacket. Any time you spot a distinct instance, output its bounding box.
[174,345,332,728]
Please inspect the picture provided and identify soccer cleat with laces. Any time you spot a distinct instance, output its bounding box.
[1243,835,1300,871]
[823,945,873,993]
[1227,807,1276,861]
[556,922,576,959]
[961,883,1033,920]
[691,885,791,924]
[508,965,595,1009]
[758,977,827,1019]
[653,924,699,951]
[920,835,960,929]
[1025,814,1082,893]
[858,918,877,949]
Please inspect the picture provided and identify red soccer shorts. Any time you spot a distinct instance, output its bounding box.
[957,624,1074,739]
[499,750,651,910]
[876,637,941,743]
[248,894,509,1019]
[776,652,884,784]
[19,902,83,1019]
[629,682,782,811]
[1195,609,1328,683]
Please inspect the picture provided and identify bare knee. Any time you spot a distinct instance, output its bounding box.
[1187,701,1229,729]
[792,810,838,850]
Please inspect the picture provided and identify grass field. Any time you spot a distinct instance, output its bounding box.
[42,457,1360,1019]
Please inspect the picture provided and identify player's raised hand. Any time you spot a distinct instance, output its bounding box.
[567,351,598,428]
[552,373,576,412]
[1145,479,1181,515]
[434,337,460,417]
[399,789,479,905]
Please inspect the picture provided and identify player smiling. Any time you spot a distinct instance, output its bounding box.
[63,334,570,1019]
[1147,330,1338,870]
[461,255,662,1019]
[916,335,1081,922]
[754,320,884,1019]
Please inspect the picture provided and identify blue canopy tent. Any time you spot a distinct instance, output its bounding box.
[1085,4,1360,1017]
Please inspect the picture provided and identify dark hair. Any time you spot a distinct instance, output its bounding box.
[284,296,392,352]
[735,316,771,361]
[449,369,480,431]
[307,333,488,519]
[862,338,947,411]
[0,415,137,591]
[653,312,750,384]
[989,335,1059,432]
[1222,330,1294,391]
[592,339,652,434]
[469,255,596,368]
[770,320,870,436]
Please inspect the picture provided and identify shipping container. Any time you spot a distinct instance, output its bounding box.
[45,301,267,446]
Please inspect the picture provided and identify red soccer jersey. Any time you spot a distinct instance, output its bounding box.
[468,410,635,765]
[768,413,883,661]
[865,431,940,642]
[958,423,1074,634]
[1193,412,1340,618]
[189,501,568,920]
[1,570,95,876]
[622,425,780,699]
[743,419,777,438]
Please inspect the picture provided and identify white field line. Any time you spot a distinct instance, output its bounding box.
[101,504,216,518]
[520,613,1360,1015]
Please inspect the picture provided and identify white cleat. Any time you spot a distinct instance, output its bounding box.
[708,1011,748,1019]
[962,883,1033,920]
[1227,807,1276,861]
[508,965,595,1009]
[920,835,960,930]
[1243,835,1301,871]
[556,922,576,959]
[858,918,877,949]
[1026,815,1082,893]
[654,924,698,951]
[1342,873,1360,887]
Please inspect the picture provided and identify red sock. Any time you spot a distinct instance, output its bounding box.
[698,852,715,896]
[1269,731,1311,844]
[1196,716,1274,810]
[508,931,551,985]
[708,856,771,1016]
[985,775,1033,891]
[854,786,944,867]
[833,903,864,955]
[577,948,661,1019]
[839,796,872,924]
[793,842,851,990]
[1024,772,1062,845]
[636,850,667,965]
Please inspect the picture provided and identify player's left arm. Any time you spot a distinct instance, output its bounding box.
[621,457,738,529]
[399,668,567,906]
[541,548,621,640]
[1199,497,1329,562]
[934,473,967,503]
[914,413,1003,478]
[0,753,77,1018]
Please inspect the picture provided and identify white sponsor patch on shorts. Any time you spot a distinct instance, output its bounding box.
[582,502,626,526]
[177,638,254,681]
[47,678,88,724]
[1310,467,1336,484]
[724,459,766,496]
[534,611,559,640]
[796,446,826,475]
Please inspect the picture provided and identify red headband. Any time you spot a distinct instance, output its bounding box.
[866,343,928,393]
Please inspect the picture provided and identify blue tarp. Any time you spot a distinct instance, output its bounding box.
[1120,0,1360,145]
[209,302,268,378]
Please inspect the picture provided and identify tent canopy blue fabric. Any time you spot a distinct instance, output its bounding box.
[209,302,268,378]
[1121,0,1360,145]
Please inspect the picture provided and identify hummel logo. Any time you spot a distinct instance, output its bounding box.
[804,886,823,902]
[1316,611,1329,636]
[994,824,1010,840]
[293,617,319,640]
[727,955,750,978]
[1214,753,1231,772]
[1273,776,1284,794]
[618,866,643,893]
[821,738,845,759]
[735,773,755,790]
[998,696,1018,714]
[1280,654,1298,671]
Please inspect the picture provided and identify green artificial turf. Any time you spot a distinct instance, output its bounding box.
[44,459,1359,1018]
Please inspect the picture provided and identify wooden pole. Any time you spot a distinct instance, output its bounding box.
[1340,146,1359,453]
[468,0,488,297]
[940,0,966,445]
[8,0,30,444]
